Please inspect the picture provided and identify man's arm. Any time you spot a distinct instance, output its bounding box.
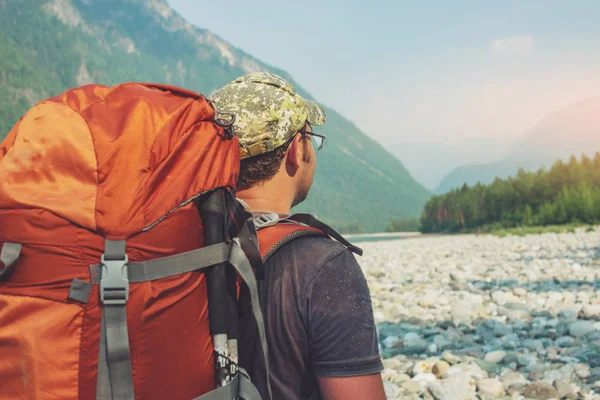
[318,374,387,400]
[305,248,385,400]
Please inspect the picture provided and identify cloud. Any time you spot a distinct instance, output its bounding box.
[490,35,535,55]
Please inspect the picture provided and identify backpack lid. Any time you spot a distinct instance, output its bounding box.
[0,83,240,239]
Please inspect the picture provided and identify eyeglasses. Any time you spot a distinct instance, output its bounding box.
[298,130,326,151]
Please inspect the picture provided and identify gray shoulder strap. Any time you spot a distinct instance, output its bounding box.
[229,240,272,399]
[192,375,239,400]
[238,368,263,400]
[192,368,261,400]
[0,242,22,281]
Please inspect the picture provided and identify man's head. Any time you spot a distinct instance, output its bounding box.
[211,73,327,208]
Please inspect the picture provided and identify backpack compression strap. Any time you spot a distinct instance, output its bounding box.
[66,236,268,400]
[97,239,134,400]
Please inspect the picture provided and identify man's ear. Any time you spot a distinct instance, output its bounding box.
[286,134,302,169]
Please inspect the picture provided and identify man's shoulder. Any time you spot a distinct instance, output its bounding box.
[262,233,362,299]
[266,233,352,267]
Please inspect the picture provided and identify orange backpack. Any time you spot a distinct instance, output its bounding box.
[0,83,270,400]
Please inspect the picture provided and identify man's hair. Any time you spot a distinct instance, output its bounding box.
[237,143,290,190]
[237,134,311,190]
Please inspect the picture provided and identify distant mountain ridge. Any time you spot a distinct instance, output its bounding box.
[391,137,513,190]
[0,0,430,232]
[436,97,600,193]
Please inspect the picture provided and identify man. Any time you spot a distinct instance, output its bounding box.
[211,73,386,400]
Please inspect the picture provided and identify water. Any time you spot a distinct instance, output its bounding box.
[346,232,421,244]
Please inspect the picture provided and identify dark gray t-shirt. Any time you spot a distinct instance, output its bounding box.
[254,235,384,399]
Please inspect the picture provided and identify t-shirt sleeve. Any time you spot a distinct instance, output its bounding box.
[304,250,384,377]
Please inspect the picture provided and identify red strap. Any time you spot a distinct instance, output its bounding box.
[256,223,324,259]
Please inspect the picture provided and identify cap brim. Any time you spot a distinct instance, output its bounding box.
[305,100,327,126]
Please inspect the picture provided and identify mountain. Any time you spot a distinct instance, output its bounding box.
[436,97,600,194]
[390,137,513,191]
[0,0,430,232]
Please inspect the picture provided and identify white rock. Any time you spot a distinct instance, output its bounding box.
[501,371,527,389]
[401,379,421,394]
[383,381,401,400]
[391,373,412,386]
[442,351,460,365]
[491,291,519,305]
[411,361,432,376]
[582,304,600,318]
[542,369,563,385]
[428,343,439,353]
[433,361,451,378]
[575,364,591,379]
[512,287,528,297]
[403,332,427,348]
[412,373,437,383]
[382,336,400,349]
[553,378,575,399]
[559,364,575,382]
[428,372,472,400]
[578,292,591,304]
[568,321,597,337]
[477,378,505,398]
[383,358,403,370]
[484,350,507,364]
[547,292,564,302]
[451,298,485,321]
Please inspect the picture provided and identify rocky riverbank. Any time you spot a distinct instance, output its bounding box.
[359,228,600,399]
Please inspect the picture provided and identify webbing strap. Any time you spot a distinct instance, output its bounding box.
[229,239,272,400]
[69,278,93,303]
[251,212,362,256]
[103,305,134,400]
[96,313,112,400]
[70,243,232,304]
[97,239,134,400]
[286,214,363,256]
[0,242,22,281]
[192,375,239,400]
[192,369,261,400]
[122,242,231,283]
[104,240,127,261]
[238,220,265,280]
[238,368,263,400]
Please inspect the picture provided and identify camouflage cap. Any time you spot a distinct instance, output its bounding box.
[211,72,327,159]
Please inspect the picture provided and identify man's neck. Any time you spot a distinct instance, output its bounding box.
[237,184,293,215]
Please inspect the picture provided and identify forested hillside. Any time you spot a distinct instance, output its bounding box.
[422,154,600,233]
[0,0,430,232]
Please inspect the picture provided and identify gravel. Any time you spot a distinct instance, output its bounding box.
[358,227,600,399]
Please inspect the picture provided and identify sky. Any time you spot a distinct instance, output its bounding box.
[167,0,600,148]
